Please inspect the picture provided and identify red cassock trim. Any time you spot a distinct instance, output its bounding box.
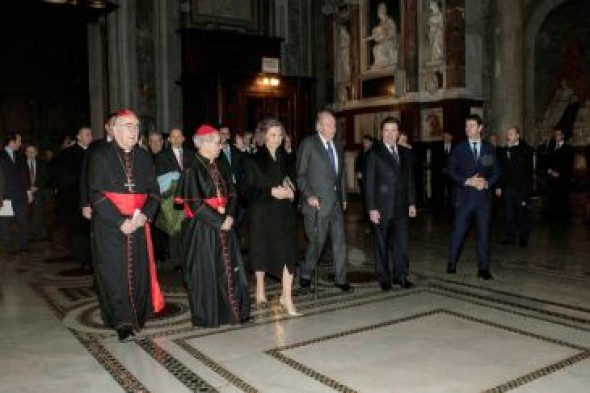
[104,192,165,313]
[174,196,228,218]
[204,196,228,210]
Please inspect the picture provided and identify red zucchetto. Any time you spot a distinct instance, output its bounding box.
[115,108,136,118]
[194,124,217,137]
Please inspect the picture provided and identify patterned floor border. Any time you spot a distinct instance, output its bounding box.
[264,309,589,393]
[28,269,590,393]
[423,274,590,315]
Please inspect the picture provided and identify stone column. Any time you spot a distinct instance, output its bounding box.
[491,0,524,141]
[106,0,138,110]
[87,20,107,138]
[155,0,182,133]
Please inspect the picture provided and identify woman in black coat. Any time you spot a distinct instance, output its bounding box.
[242,118,300,316]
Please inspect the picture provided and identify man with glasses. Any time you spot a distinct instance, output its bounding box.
[87,109,163,342]
[174,124,250,328]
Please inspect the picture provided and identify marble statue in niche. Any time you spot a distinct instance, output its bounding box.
[427,0,444,64]
[571,99,590,146]
[541,79,578,137]
[366,2,398,71]
[339,25,351,82]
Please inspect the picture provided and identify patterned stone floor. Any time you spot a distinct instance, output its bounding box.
[0,201,589,392]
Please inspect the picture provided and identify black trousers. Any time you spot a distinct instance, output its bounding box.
[372,214,409,283]
[503,189,530,244]
[0,200,29,251]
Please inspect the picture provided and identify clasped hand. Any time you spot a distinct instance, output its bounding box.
[220,216,234,231]
[119,213,147,235]
[466,174,487,191]
[271,186,294,200]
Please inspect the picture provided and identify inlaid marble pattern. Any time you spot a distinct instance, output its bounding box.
[0,207,589,392]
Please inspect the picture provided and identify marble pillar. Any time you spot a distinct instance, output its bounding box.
[106,0,138,110]
[491,0,523,142]
[87,20,106,138]
[155,0,183,133]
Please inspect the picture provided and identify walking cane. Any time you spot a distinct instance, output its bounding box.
[313,208,319,300]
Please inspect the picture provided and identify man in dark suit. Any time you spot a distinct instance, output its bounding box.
[447,114,501,280]
[496,126,534,247]
[431,131,454,214]
[80,113,115,221]
[365,117,417,290]
[25,143,51,240]
[546,127,574,221]
[354,134,374,221]
[56,127,93,268]
[0,132,29,254]
[155,127,194,269]
[297,110,351,292]
[218,124,247,227]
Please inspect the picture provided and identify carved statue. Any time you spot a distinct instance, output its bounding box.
[338,25,351,82]
[427,1,444,64]
[571,99,590,146]
[541,79,578,138]
[365,2,398,71]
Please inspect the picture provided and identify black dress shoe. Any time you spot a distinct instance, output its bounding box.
[117,329,134,343]
[477,270,494,281]
[446,263,457,274]
[379,282,392,291]
[300,278,311,289]
[392,279,415,289]
[334,282,352,292]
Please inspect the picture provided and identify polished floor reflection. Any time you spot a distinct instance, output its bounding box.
[0,201,589,392]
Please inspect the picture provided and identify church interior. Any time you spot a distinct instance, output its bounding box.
[1,0,589,392]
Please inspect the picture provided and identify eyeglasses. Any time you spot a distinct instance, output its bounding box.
[116,123,140,130]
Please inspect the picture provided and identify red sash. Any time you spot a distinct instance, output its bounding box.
[104,192,165,313]
[174,196,228,218]
[204,196,228,211]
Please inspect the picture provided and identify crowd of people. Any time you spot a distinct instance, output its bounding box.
[0,109,577,342]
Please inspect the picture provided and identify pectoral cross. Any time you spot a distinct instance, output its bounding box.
[124,181,135,192]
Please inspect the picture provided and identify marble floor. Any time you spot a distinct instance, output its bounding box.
[1,201,589,393]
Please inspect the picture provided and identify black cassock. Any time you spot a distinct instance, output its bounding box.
[88,143,162,332]
[175,153,250,328]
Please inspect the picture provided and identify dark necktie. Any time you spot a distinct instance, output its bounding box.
[472,142,478,162]
[29,161,35,184]
[176,149,183,169]
[224,147,231,164]
[326,142,336,175]
[391,146,399,163]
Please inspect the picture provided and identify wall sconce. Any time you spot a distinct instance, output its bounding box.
[257,75,280,87]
